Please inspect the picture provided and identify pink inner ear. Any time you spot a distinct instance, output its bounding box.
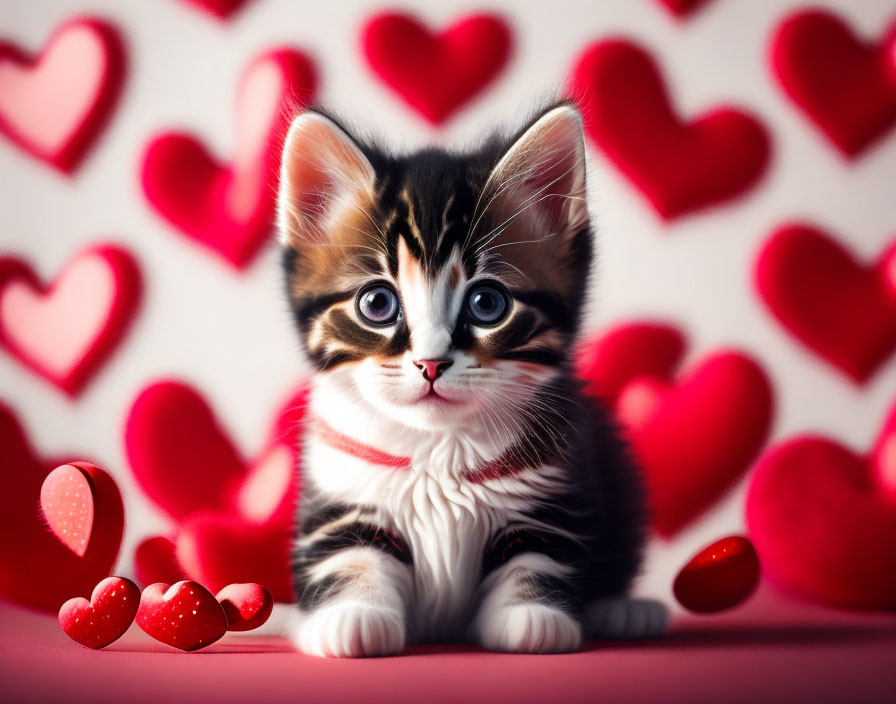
[40,464,95,557]
[227,58,286,222]
[0,24,106,154]
[615,377,668,431]
[237,444,293,522]
[0,254,116,378]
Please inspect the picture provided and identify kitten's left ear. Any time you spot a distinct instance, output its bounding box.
[481,104,589,241]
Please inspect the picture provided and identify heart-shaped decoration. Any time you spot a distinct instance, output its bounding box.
[124,380,305,524]
[655,0,712,18]
[0,404,124,611]
[770,9,896,158]
[40,463,98,557]
[673,536,760,613]
[179,0,249,20]
[0,245,141,397]
[136,580,227,651]
[0,17,124,173]
[361,12,512,125]
[568,39,771,220]
[746,403,896,610]
[755,224,896,384]
[216,582,273,631]
[58,576,140,649]
[134,536,188,588]
[577,323,774,536]
[176,512,293,602]
[141,48,316,270]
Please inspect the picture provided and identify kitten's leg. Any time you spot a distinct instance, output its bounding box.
[472,552,584,654]
[291,521,413,658]
[585,598,668,639]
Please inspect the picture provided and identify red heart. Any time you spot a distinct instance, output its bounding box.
[770,9,896,158]
[179,0,249,20]
[0,17,124,173]
[216,582,273,631]
[568,39,771,220]
[655,0,712,18]
[361,13,511,125]
[58,576,140,649]
[176,513,292,602]
[755,224,896,384]
[0,244,141,397]
[40,463,97,557]
[577,323,774,536]
[124,380,305,524]
[134,536,188,588]
[141,48,316,269]
[136,580,227,651]
[746,402,896,610]
[673,536,760,613]
[0,404,123,611]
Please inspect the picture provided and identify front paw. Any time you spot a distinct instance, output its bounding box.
[475,603,583,654]
[292,601,406,658]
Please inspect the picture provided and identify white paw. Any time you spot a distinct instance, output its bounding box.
[476,603,583,654]
[291,601,406,658]
[586,598,668,640]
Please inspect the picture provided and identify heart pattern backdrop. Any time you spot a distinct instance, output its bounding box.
[0,0,894,614]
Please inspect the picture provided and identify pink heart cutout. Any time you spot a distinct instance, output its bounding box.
[40,464,95,557]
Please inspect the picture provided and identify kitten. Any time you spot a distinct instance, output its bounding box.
[278,103,665,657]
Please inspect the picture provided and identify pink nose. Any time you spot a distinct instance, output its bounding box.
[414,358,453,382]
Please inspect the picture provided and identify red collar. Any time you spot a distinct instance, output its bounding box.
[313,418,527,484]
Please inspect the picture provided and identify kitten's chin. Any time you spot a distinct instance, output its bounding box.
[370,395,482,431]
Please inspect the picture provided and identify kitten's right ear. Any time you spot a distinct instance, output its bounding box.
[277,112,376,247]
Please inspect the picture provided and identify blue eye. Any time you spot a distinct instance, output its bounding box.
[466,283,509,326]
[357,284,399,325]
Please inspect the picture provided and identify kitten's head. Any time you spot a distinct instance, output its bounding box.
[278,103,592,431]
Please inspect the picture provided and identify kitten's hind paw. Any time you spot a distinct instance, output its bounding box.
[291,601,406,658]
[585,598,668,640]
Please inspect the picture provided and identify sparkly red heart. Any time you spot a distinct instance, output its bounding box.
[568,39,771,220]
[770,9,896,158]
[179,0,249,20]
[0,406,123,611]
[746,402,896,610]
[755,223,896,384]
[577,323,773,536]
[136,580,227,651]
[216,582,273,631]
[361,12,511,125]
[176,512,292,602]
[58,576,140,649]
[134,536,188,588]
[0,16,124,173]
[673,536,760,613]
[0,245,141,397]
[141,48,316,270]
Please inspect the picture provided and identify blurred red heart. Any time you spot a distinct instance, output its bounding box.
[0,17,124,173]
[180,0,249,20]
[568,39,770,220]
[0,405,123,611]
[361,13,511,125]
[134,536,188,588]
[0,245,141,397]
[746,403,896,610]
[655,0,712,18]
[141,48,316,269]
[770,9,896,157]
[58,576,140,649]
[216,582,273,631]
[755,223,896,384]
[578,323,774,536]
[176,513,292,602]
[136,580,227,651]
[124,380,305,524]
[673,536,760,613]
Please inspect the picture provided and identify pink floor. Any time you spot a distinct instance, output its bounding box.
[1,586,894,704]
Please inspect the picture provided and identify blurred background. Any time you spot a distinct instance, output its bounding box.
[1,0,894,620]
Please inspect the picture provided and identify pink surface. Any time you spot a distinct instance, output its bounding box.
[1,587,894,704]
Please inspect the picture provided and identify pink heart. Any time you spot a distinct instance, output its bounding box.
[0,245,141,397]
[0,17,124,173]
[40,464,95,557]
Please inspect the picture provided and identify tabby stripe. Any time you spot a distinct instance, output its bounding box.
[298,522,413,566]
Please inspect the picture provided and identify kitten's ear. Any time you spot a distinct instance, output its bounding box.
[277,112,376,247]
[482,104,589,240]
